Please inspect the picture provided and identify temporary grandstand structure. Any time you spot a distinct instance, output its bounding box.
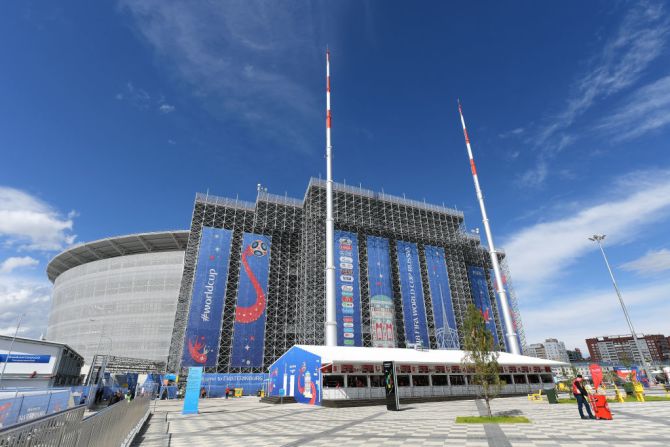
[168,179,528,373]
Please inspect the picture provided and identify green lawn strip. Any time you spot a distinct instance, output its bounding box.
[456,416,530,424]
[557,396,670,404]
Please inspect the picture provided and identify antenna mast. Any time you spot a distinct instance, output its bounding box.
[325,49,337,346]
[458,101,520,355]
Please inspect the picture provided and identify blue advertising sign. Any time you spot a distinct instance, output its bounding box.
[395,241,429,348]
[467,266,500,347]
[201,373,268,396]
[0,354,50,363]
[335,230,362,347]
[268,346,321,405]
[182,367,203,415]
[182,227,234,367]
[230,233,272,367]
[489,269,523,353]
[425,246,459,349]
[366,236,396,348]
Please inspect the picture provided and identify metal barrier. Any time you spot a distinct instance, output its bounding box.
[322,383,543,400]
[0,396,150,447]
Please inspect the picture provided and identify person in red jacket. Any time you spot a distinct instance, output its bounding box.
[572,375,595,419]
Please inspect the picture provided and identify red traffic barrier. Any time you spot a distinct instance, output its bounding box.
[589,395,612,420]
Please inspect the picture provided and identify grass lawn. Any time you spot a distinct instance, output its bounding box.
[557,396,670,404]
[456,416,530,424]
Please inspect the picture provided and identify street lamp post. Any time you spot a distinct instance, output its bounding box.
[0,314,25,388]
[588,234,649,370]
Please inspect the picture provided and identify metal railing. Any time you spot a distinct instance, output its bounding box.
[321,383,543,400]
[0,396,150,447]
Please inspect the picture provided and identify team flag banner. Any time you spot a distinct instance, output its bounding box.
[335,230,362,346]
[366,236,396,348]
[467,266,500,347]
[425,246,459,349]
[396,241,429,348]
[182,227,233,367]
[230,233,272,367]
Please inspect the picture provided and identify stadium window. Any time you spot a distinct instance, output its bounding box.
[369,375,385,387]
[323,375,344,388]
[412,375,430,386]
[528,374,541,384]
[347,375,368,388]
[396,375,410,387]
[431,375,448,386]
[450,375,465,386]
[499,374,513,385]
[513,374,527,384]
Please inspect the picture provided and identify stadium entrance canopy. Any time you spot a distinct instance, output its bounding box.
[267,345,567,406]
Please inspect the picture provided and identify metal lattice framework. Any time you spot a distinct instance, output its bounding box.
[168,179,527,373]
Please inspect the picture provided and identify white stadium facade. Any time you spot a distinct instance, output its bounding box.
[46,231,189,363]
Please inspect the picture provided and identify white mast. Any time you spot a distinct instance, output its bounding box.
[325,49,337,346]
[458,101,520,355]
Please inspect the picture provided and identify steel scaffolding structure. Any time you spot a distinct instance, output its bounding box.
[168,178,527,373]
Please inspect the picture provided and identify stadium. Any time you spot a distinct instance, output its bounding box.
[168,178,528,374]
[46,231,188,363]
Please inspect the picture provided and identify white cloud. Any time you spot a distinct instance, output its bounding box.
[0,256,39,274]
[159,103,175,114]
[597,75,670,142]
[119,0,329,153]
[522,279,670,351]
[0,186,76,251]
[0,277,51,339]
[621,248,670,275]
[503,170,670,297]
[537,2,668,149]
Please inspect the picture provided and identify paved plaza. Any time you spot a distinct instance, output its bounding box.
[133,396,670,446]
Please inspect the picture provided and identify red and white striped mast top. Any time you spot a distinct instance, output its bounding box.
[324,49,337,346]
[458,101,520,355]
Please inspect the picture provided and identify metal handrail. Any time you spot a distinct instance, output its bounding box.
[0,396,150,447]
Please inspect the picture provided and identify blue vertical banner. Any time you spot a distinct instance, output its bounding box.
[182,367,203,415]
[182,227,234,367]
[335,230,362,346]
[425,246,459,349]
[467,266,500,347]
[489,269,523,354]
[366,236,396,348]
[230,233,272,367]
[395,241,429,348]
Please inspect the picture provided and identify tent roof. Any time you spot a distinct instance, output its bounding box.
[293,345,568,367]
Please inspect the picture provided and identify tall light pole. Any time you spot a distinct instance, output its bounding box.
[588,234,648,369]
[0,314,25,388]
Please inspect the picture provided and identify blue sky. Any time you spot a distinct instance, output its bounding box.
[1,1,669,353]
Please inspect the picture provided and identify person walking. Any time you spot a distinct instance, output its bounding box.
[572,374,595,419]
[225,386,230,399]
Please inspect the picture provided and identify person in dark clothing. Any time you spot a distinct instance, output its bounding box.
[572,374,595,419]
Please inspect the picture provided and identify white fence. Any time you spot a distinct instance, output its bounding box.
[322,383,543,400]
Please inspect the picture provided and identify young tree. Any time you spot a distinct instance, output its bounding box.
[461,303,502,417]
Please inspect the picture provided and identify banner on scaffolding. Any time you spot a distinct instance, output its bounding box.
[396,241,429,348]
[425,245,459,349]
[230,233,272,368]
[467,266,500,348]
[335,230,362,346]
[366,236,396,348]
[182,227,233,368]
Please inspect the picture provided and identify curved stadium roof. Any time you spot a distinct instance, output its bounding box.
[47,230,190,283]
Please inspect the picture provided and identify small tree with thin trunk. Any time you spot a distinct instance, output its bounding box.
[461,303,501,417]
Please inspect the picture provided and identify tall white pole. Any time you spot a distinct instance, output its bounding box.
[458,102,520,355]
[0,314,24,388]
[324,49,337,346]
[589,235,648,370]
